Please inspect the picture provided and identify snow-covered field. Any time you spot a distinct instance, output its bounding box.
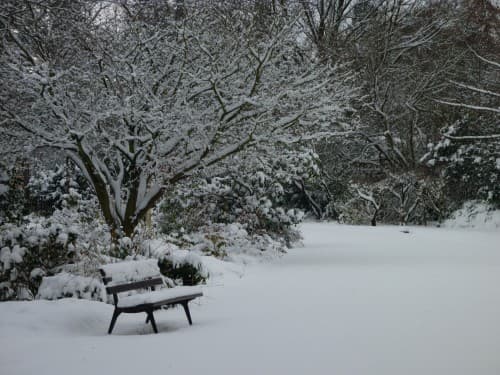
[1,223,500,375]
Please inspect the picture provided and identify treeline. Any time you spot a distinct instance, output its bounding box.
[296,0,500,225]
[1,0,499,234]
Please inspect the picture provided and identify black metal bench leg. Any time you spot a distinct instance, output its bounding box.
[181,302,193,325]
[145,314,150,324]
[147,311,158,333]
[108,309,121,334]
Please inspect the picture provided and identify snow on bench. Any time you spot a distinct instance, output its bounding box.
[100,259,160,285]
[117,286,202,308]
[99,259,203,334]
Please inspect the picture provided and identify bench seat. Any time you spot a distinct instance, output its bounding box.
[117,286,202,308]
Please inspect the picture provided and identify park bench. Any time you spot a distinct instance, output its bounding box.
[100,259,203,334]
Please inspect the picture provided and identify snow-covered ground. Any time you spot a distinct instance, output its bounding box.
[1,223,500,375]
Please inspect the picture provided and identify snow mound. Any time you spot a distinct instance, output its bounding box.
[442,201,500,231]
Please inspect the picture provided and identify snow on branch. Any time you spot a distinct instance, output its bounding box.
[443,134,500,141]
[434,100,500,114]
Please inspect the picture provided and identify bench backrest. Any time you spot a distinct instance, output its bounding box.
[99,260,163,303]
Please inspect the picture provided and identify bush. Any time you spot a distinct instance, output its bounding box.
[338,173,447,226]
[158,257,208,285]
[426,118,500,209]
[0,162,93,225]
[158,148,315,246]
[36,272,106,301]
[0,216,78,300]
[158,252,207,286]
[169,222,291,261]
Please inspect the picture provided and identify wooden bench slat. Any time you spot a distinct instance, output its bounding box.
[105,277,163,294]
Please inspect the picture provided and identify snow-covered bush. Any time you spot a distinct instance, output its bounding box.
[159,148,316,248]
[339,174,446,226]
[339,181,387,226]
[0,217,78,300]
[0,164,27,225]
[26,164,92,217]
[36,272,106,301]
[158,252,207,286]
[169,223,289,261]
[0,165,110,301]
[425,119,500,209]
[442,201,500,230]
[0,168,9,199]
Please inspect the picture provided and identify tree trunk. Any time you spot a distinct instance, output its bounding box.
[371,210,378,226]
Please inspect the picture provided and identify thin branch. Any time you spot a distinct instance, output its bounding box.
[434,99,500,114]
[443,134,500,141]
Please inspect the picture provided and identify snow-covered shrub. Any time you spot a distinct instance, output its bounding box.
[0,217,78,300]
[442,201,500,230]
[26,164,92,217]
[158,252,207,286]
[339,174,446,226]
[159,148,316,248]
[338,181,387,226]
[0,162,93,226]
[0,163,112,300]
[0,164,27,225]
[416,178,449,224]
[36,272,106,301]
[426,118,500,209]
[171,223,288,261]
[0,168,9,198]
